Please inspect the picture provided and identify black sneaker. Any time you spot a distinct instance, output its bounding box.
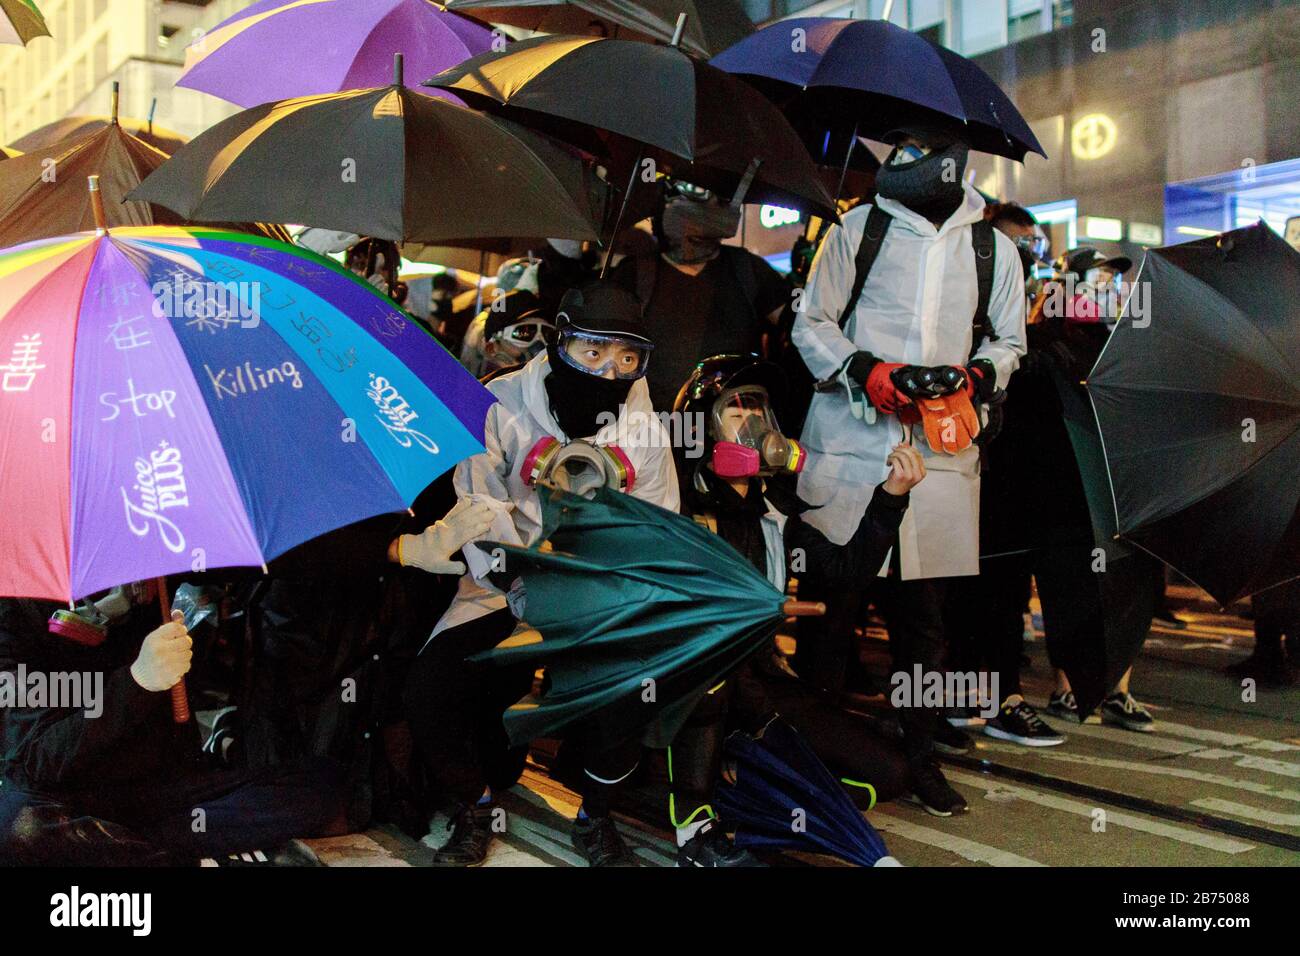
[984,697,1065,747]
[933,720,973,755]
[572,814,631,867]
[1101,692,1156,732]
[1153,609,1189,630]
[433,804,496,867]
[1046,690,1079,722]
[905,758,968,817]
[1225,653,1296,688]
[944,705,986,728]
[677,820,764,867]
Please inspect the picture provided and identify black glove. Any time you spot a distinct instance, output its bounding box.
[892,364,964,399]
[965,358,998,404]
[846,350,880,387]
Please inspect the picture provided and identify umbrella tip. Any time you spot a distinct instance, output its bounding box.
[670,12,688,48]
[394,52,404,87]
[87,175,108,235]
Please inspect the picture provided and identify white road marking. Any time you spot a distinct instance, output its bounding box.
[1190,798,1300,828]
[869,811,1046,866]
[1063,721,1204,754]
[979,743,1300,803]
[1157,720,1300,752]
[944,770,1256,854]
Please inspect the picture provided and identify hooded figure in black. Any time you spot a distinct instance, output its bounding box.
[0,589,347,865]
[666,356,918,865]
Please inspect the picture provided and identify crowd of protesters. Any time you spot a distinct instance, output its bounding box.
[3,124,1297,869]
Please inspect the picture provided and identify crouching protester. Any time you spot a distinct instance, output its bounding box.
[402,281,680,867]
[667,356,920,865]
[0,585,348,866]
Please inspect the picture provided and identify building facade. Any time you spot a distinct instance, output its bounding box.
[0,0,251,146]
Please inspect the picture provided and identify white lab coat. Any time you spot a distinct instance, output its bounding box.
[428,351,680,641]
[793,183,1026,580]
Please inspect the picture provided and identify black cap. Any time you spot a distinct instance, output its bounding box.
[1060,247,1132,278]
[555,282,654,348]
[483,289,546,340]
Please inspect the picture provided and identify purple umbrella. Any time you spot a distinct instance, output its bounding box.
[178,0,497,108]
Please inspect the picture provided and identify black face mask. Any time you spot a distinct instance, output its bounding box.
[876,141,969,225]
[660,199,741,264]
[544,344,634,438]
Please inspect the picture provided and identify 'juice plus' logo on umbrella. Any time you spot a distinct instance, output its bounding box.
[367,373,439,455]
[120,440,190,554]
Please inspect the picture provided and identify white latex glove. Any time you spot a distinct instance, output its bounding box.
[92,586,131,621]
[130,611,193,693]
[397,499,496,574]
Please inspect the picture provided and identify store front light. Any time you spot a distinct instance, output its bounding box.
[759,205,801,229]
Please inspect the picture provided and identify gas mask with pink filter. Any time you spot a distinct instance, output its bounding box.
[709,385,805,479]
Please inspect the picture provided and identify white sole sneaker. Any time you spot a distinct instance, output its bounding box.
[983,723,1066,747]
[903,794,954,818]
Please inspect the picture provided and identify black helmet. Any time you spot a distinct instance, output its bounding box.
[673,354,791,431]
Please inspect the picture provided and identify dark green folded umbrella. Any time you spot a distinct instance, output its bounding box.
[471,486,785,750]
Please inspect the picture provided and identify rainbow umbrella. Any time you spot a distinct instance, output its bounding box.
[1,0,48,46]
[0,216,495,603]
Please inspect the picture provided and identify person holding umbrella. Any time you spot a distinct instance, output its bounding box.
[0,587,348,865]
[792,125,1027,816]
[402,281,680,867]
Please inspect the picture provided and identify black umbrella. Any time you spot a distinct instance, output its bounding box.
[448,0,754,58]
[1088,223,1300,607]
[130,57,605,245]
[425,33,837,224]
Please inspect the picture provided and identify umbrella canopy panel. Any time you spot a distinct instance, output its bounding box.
[0,0,49,46]
[11,116,187,156]
[130,84,605,245]
[710,16,1044,162]
[1088,223,1300,604]
[450,0,754,59]
[429,35,836,218]
[179,0,497,107]
[0,226,495,601]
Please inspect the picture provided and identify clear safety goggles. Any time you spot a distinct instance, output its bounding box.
[1084,267,1122,289]
[556,329,653,381]
[667,180,714,203]
[494,318,554,347]
[1015,233,1050,262]
[710,385,780,445]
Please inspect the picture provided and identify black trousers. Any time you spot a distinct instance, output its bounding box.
[945,553,1033,700]
[0,757,347,866]
[874,572,950,761]
[402,609,534,805]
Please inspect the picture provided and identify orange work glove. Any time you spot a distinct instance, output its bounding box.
[910,391,981,454]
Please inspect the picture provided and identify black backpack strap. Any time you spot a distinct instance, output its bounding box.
[970,219,998,357]
[836,205,892,331]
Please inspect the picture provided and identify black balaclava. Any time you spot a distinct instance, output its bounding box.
[544,342,634,438]
[660,197,741,265]
[875,140,970,226]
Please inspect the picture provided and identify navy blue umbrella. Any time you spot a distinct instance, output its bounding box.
[716,718,898,867]
[711,17,1044,162]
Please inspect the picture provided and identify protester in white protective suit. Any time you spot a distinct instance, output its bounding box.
[403,281,679,868]
[792,126,1026,817]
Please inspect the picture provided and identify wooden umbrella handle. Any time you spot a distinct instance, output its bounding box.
[783,599,826,618]
[155,579,190,723]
